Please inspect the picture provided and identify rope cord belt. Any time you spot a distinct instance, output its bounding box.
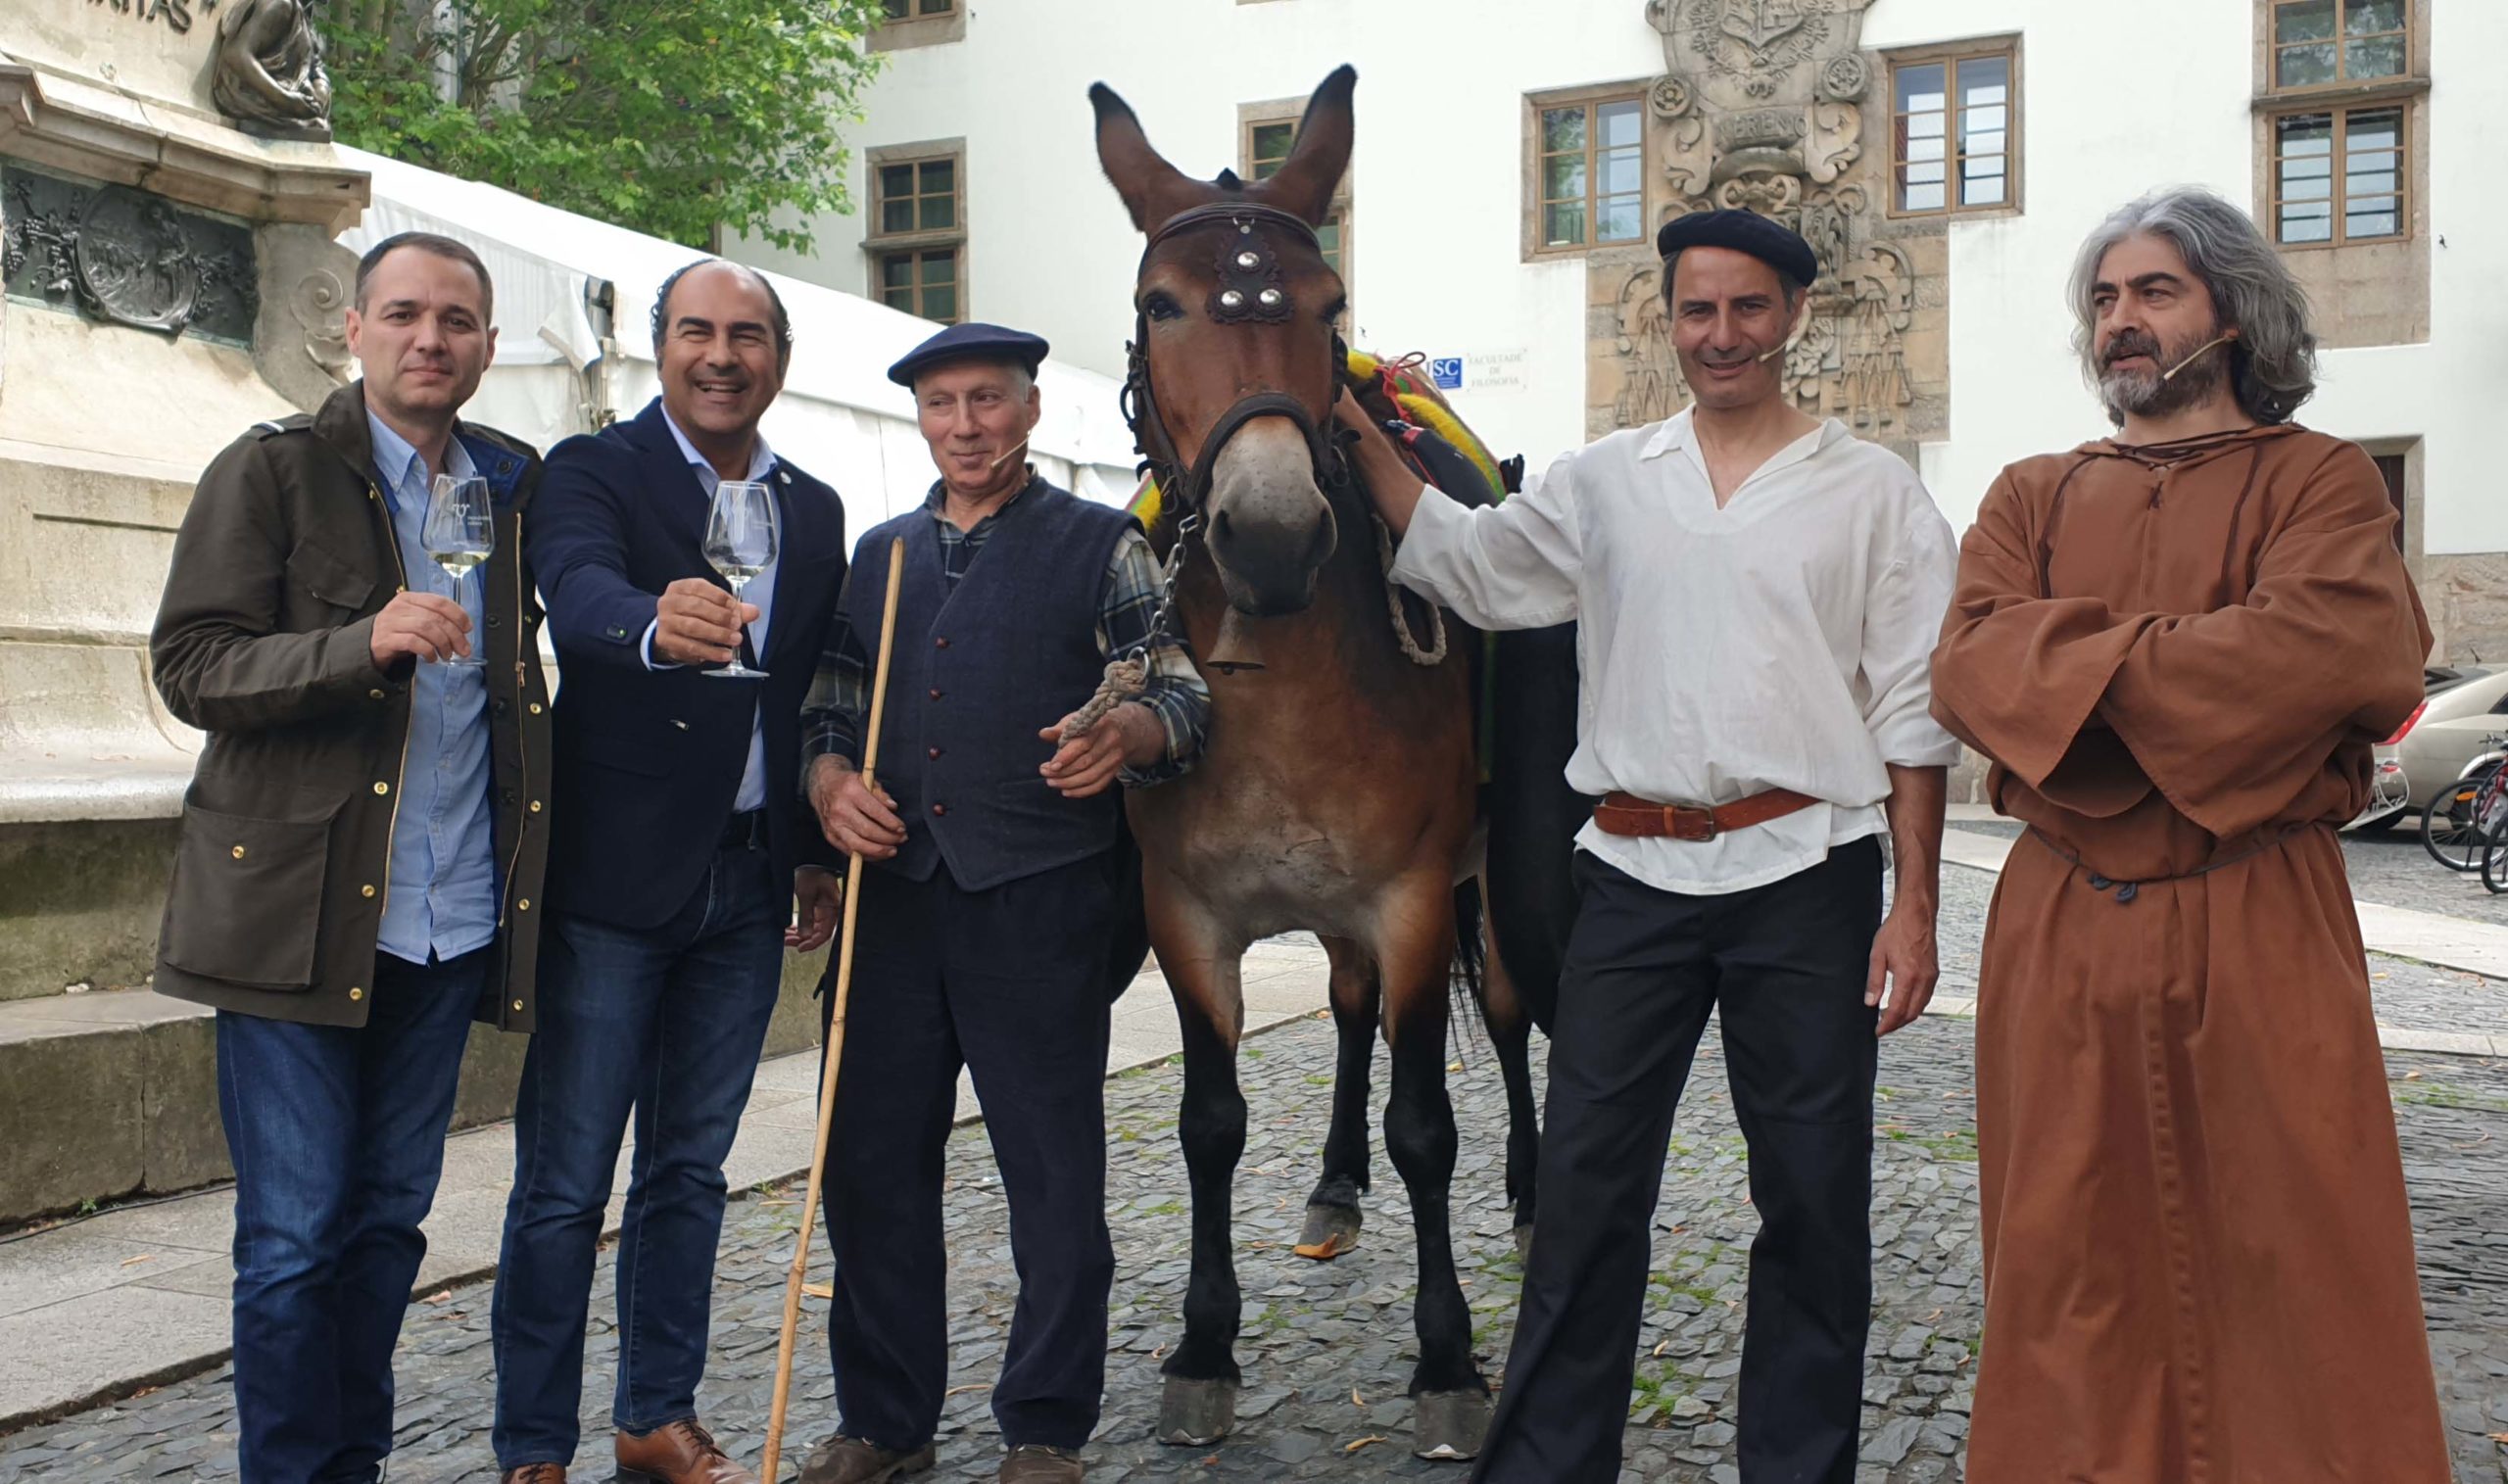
[2025,821,2316,904]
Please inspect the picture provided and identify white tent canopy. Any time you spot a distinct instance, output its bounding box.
[337,146,1144,529]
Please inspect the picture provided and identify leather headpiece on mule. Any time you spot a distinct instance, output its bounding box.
[1120,201,1351,519]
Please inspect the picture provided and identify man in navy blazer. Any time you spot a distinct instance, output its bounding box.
[493,259,846,1484]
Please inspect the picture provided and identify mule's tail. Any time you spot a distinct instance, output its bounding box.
[1449,879,1486,1057]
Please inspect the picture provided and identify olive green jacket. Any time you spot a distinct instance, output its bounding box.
[148,382,555,1029]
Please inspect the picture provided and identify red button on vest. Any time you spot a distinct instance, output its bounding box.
[932,802,948,817]
[929,687,942,700]
[935,636,950,649]
[928,745,942,759]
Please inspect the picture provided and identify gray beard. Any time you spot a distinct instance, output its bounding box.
[2100,340,2229,426]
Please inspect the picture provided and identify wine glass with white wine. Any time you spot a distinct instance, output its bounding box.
[702,479,777,679]
[421,473,494,668]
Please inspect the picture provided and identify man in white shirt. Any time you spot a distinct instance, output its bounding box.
[1346,211,1958,1483]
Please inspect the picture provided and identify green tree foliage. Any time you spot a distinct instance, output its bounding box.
[319,0,889,252]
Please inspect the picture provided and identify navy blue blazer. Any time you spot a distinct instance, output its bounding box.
[526,398,847,928]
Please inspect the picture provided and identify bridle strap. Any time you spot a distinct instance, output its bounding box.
[1123,201,1346,518]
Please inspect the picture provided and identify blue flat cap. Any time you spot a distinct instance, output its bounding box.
[886,321,1050,388]
[1655,209,1819,288]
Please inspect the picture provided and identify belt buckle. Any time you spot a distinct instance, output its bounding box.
[1666,805,1717,842]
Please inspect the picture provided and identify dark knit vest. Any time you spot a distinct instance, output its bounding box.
[846,480,1134,891]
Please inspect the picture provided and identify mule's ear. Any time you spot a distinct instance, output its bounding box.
[1091,81,1194,232]
[1263,65,1356,226]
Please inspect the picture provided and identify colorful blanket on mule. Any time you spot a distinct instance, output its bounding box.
[1124,347,1511,529]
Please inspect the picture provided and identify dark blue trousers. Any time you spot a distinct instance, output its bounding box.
[491,842,787,1468]
[218,946,488,1484]
[1473,840,1884,1484]
[821,854,1117,1453]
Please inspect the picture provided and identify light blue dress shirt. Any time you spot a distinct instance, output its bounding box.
[640,410,777,813]
[367,410,500,965]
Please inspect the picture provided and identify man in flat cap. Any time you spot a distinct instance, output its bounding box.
[1342,211,1959,1481]
[795,322,1209,1484]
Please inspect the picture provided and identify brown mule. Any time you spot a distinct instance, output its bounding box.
[1090,65,1499,1462]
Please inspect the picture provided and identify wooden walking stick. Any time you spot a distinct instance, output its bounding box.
[760,536,907,1482]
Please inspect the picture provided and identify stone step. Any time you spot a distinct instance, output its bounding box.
[0,954,833,1229]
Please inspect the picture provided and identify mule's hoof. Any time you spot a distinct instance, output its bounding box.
[1293,1203,1363,1261]
[1511,1224,1534,1264]
[1413,1389,1491,1461]
[1158,1375,1238,1446]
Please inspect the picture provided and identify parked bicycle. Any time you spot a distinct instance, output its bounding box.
[2423,732,2508,872]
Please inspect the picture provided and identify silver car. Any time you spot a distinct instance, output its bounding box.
[2392,666,2508,816]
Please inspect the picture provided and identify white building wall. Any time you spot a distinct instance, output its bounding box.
[742,0,2505,550]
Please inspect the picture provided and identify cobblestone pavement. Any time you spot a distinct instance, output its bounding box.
[7,1000,2508,1482]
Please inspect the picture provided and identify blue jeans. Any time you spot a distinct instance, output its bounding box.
[218,946,488,1484]
[491,842,787,1468]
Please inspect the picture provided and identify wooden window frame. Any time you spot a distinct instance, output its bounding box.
[865,140,967,325]
[1236,101,1353,299]
[2266,0,2408,95]
[1884,37,2022,220]
[1526,89,1648,258]
[2266,102,2408,249]
[872,0,964,52]
[873,246,963,327]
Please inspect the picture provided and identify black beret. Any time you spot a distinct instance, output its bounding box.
[886,321,1050,388]
[1655,210,1818,289]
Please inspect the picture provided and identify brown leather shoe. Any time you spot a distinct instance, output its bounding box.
[998,1445,1084,1483]
[500,1468,567,1484]
[614,1418,757,1484]
[796,1434,939,1484]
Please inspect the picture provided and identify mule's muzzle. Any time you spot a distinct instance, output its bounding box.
[1208,494,1337,616]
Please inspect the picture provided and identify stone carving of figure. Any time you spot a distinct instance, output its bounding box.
[212,0,334,141]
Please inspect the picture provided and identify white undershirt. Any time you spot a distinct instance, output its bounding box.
[1389,407,1961,896]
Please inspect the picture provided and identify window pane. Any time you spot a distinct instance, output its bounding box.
[881,255,913,288]
[2277,0,2336,42]
[2346,197,2400,238]
[1317,219,1341,262]
[1956,55,2008,113]
[919,0,952,13]
[1543,201,1585,248]
[2279,198,2332,243]
[884,288,914,311]
[1541,107,1586,155]
[1900,169,1945,214]
[920,159,953,196]
[923,285,958,323]
[2277,41,2337,86]
[1964,127,2007,159]
[880,164,914,202]
[1541,155,1586,203]
[2346,0,2405,34]
[920,248,955,286]
[1598,100,1642,150]
[1600,146,1642,198]
[883,0,909,19]
[919,195,954,231]
[1961,157,2006,207]
[1895,62,1946,116]
[2345,33,2405,78]
[1598,196,1642,243]
[1251,122,1294,177]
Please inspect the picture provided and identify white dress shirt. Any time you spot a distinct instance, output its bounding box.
[641,409,778,813]
[1389,407,1960,895]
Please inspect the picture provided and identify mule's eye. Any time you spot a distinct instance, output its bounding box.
[1143,291,1185,322]
[1323,296,1349,325]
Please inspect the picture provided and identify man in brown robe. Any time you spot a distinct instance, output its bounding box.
[1931,186,2452,1481]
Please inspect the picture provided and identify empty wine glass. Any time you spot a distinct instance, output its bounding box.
[702,479,777,679]
[422,473,493,668]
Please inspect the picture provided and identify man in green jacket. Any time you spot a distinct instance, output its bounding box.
[149,231,552,1484]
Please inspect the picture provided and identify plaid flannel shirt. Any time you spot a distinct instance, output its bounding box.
[799,480,1209,789]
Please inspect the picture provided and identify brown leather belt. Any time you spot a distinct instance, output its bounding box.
[1593,788,1818,842]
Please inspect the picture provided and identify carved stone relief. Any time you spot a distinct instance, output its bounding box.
[1595,0,1947,461]
[251,222,357,411]
[1,165,260,343]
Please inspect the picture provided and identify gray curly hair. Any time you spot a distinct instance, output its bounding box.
[2068,187,2318,424]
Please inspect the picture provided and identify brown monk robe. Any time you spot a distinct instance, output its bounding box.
[1930,420,2452,1482]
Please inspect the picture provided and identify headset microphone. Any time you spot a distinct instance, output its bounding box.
[2159,333,2236,383]
[985,436,1033,472]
